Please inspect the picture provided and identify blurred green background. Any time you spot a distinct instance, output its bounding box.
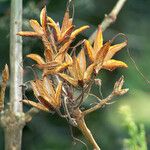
[0,0,150,149]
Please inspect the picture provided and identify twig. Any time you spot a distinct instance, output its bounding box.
[82,91,116,116]
[82,76,129,116]
[25,107,39,122]
[88,0,127,44]
[64,97,77,127]
[69,125,88,150]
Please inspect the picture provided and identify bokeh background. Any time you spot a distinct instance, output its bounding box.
[0,0,150,149]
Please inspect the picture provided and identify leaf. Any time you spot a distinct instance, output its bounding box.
[68,19,73,30]
[84,63,95,81]
[47,17,60,40]
[29,20,44,35]
[67,55,81,80]
[26,54,45,65]
[77,49,86,76]
[66,59,77,79]
[95,41,111,64]
[2,64,9,82]
[94,63,102,74]
[61,9,71,34]
[17,31,40,37]
[73,56,83,81]
[55,81,62,108]
[0,64,9,111]
[44,49,53,62]
[102,59,128,71]
[43,62,69,75]
[94,25,103,52]
[36,61,59,69]
[55,53,65,63]
[56,40,72,57]
[58,73,78,86]
[37,95,54,110]
[53,62,69,72]
[30,80,41,99]
[65,53,73,65]
[49,31,57,53]
[36,80,51,97]
[31,80,49,101]
[40,6,47,31]
[104,42,127,61]
[43,77,55,96]
[29,78,62,110]
[84,40,94,62]
[70,25,90,39]
[59,25,74,43]
[22,100,50,112]
[42,36,53,61]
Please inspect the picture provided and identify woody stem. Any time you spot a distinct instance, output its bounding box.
[88,0,127,44]
[74,109,101,150]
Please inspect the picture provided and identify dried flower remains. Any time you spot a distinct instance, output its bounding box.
[18,5,128,150]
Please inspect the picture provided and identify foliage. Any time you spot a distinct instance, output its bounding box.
[119,105,147,150]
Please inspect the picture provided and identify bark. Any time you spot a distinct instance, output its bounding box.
[4,127,23,150]
[1,0,25,150]
[1,110,25,150]
[10,0,23,113]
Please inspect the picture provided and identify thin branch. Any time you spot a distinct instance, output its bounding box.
[82,91,115,116]
[25,107,39,122]
[82,76,129,116]
[64,97,77,126]
[88,0,127,44]
[69,125,88,150]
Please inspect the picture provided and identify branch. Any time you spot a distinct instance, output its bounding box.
[25,107,39,122]
[10,0,23,112]
[82,76,129,116]
[88,0,127,44]
[74,109,101,150]
[83,91,115,116]
[76,115,101,150]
